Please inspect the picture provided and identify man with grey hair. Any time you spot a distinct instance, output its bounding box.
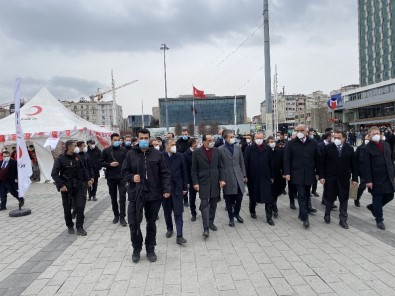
[284,125,319,228]
[219,130,247,227]
[363,126,395,230]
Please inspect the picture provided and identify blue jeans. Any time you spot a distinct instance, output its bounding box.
[372,193,394,222]
[295,185,311,222]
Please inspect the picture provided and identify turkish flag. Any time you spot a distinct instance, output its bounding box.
[52,131,58,138]
[193,86,205,99]
[0,135,4,142]
[25,133,31,140]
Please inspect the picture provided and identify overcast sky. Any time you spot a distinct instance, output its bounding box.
[0,0,358,118]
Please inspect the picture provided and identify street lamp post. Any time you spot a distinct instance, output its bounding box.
[160,43,169,131]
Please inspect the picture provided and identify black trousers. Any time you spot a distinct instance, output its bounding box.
[61,187,85,229]
[107,179,126,218]
[311,180,318,194]
[288,182,297,204]
[189,187,198,217]
[128,198,162,252]
[200,197,218,229]
[372,193,394,223]
[0,181,19,208]
[162,196,184,237]
[88,177,99,198]
[325,186,348,223]
[183,192,188,203]
[224,187,243,221]
[357,180,366,201]
[295,185,311,222]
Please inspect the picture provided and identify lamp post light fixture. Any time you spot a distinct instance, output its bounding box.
[160,43,170,131]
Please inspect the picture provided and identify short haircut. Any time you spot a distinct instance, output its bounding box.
[322,131,332,140]
[137,128,151,137]
[76,141,85,147]
[324,127,333,132]
[334,130,346,139]
[124,134,132,139]
[222,130,234,139]
[188,138,197,147]
[65,140,75,151]
[131,137,137,142]
[111,133,120,140]
[202,134,212,141]
[166,139,176,146]
[182,129,188,133]
[167,132,175,138]
[267,136,275,142]
[368,126,380,134]
[29,145,34,148]
[156,137,162,141]
[2,150,10,155]
[150,139,158,144]
[276,131,284,135]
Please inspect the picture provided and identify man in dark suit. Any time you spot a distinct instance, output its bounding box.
[0,151,23,210]
[214,129,225,148]
[284,125,319,228]
[162,139,188,244]
[364,126,395,230]
[354,133,370,207]
[183,138,198,221]
[319,131,358,229]
[191,134,220,237]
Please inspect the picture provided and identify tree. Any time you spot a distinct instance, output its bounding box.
[187,123,195,136]
[198,122,206,136]
[175,123,182,136]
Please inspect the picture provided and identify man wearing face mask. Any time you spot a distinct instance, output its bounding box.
[162,132,175,151]
[124,135,133,151]
[284,125,319,228]
[150,139,161,151]
[87,140,101,201]
[214,129,225,148]
[122,128,171,263]
[319,131,358,229]
[51,141,89,236]
[191,134,221,237]
[176,129,190,207]
[100,133,128,226]
[183,138,198,221]
[353,134,370,207]
[244,132,275,225]
[161,139,188,244]
[240,134,252,154]
[219,130,247,227]
[0,151,23,211]
[363,126,395,230]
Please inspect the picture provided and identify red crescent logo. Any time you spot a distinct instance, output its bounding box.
[18,147,23,159]
[26,105,43,116]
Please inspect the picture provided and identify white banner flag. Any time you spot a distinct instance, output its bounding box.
[14,78,32,197]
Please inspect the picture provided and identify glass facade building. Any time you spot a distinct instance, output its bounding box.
[358,0,395,86]
[158,95,247,127]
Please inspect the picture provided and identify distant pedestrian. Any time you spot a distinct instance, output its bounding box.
[183,138,199,221]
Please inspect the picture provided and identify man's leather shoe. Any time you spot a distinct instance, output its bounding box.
[251,213,257,219]
[290,203,296,210]
[68,227,74,234]
[229,220,235,227]
[209,224,218,231]
[367,204,375,217]
[19,198,24,207]
[132,250,140,263]
[92,197,97,201]
[76,227,87,236]
[203,229,209,237]
[146,252,157,262]
[308,208,317,214]
[273,212,278,218]
[88,197,92,201]
[354,199,360,207]
[303,220,310,228]
[339,221,349,229]
[120,217,127,227]
[191,216,196,222]
[313,192,320,197]
[267,219,275,226]
[377,221,385,230]
[324,215,331,224]
[113,216,119,224]
[0,207,7,211]
[176,237,187,244]
[235,215,244,223]
[166,230,173,238]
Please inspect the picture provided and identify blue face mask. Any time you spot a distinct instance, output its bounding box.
[218,136,223,139]
[113,141,121,148]
[125,141,132,147]
[182,135,188,140]
[139,140,149,149]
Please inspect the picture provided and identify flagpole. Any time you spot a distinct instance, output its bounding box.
[193,96,196,136]
[234,94,237,126]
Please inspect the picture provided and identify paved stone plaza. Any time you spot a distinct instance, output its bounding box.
[1,180,395,296]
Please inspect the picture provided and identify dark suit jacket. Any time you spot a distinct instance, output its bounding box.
[214,138,224,148]
[284,138,320,186]
[191,147,220,199]
[363,141,395,195]
[0,159,18,183]
[354,143,366,180]
[183,148,193,185]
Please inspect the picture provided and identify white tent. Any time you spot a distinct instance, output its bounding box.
[0,87,113,182]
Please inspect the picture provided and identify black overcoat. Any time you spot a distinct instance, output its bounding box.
[271,147,286,198]
[354,143,366,180]
[363,141,395,195]
[244,144,274,203]
[183,148,193,185]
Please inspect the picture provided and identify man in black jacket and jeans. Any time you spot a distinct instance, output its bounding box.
[100,133,128,226]
[87,140,101,201]
[284,125,319,228]
[122,128,171,263]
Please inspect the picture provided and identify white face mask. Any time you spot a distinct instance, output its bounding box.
[334,139,342,146]
[170,146,177,154]
[297,132,305,140]
[208,142,215,149]
[228,138,235,145]
[255,139,264,145]
[371,134,380,142]
[382,136,386,141]
[82,147,88,153]
[364,140,369,145]
[269,142,276,149]
[246,139,251,144]
[3,157,10,162]
[74,147,80,154]
[90,144,96,149]
[154,146,161,150]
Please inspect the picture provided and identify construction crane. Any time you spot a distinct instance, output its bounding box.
[89,77,138,102]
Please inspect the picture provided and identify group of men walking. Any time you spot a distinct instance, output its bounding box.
[50,124,395,264]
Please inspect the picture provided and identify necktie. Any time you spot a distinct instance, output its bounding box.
[1,161,7,169]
